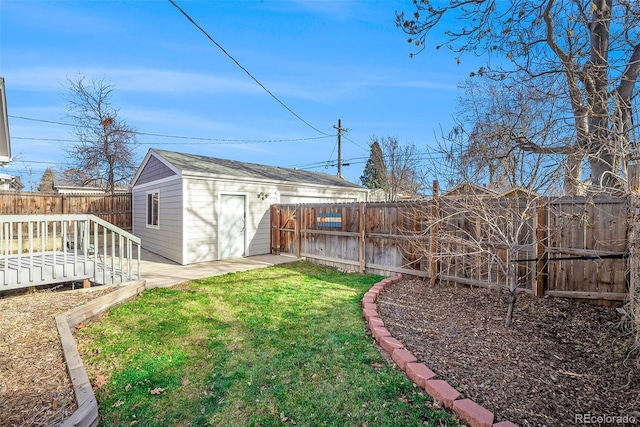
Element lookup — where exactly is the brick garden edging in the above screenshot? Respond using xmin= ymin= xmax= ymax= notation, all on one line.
xmin=363 ymin=275 xmax=519 ymax=427
xmin=56 ymin=274 xmax=520 ymax=426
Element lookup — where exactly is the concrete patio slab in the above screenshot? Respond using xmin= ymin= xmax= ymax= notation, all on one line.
xmin=139 ymin=249 xmax=299 ymax=289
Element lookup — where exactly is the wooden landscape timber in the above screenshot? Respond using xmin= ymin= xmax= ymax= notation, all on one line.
xmin=56 ymin=279 xmax=147 ymax=427
xmin=271 ymin=195 xmax=630 ymax=304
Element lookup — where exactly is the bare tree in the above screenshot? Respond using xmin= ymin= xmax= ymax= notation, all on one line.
xmin=23 ymin=166 xmax=36 ymax=192
xmin=377 ymin=135 xmax=425 ymax=200
xmin=65 ymin=76 xmax=138 ymax=193
xmin=397 ymin=0 xmax=640 ymax=195
xmin=402 ymin=184 xmax=541 ymax=327
xmin=400 ymin=83 xmax=561 ymax=325
xmin=439 ymin=77 xmax=565 ymax=194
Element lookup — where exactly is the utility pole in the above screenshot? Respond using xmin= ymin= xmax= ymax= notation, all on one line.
xmin=334 ymin=119 xmax=345 ymax=179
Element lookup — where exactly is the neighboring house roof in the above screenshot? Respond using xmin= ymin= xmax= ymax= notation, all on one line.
xmin=54 ymin=179 xmax=103 ymax=190
xmin=498 ymin=187 xmax=540 ymax=199
xmin=441 ymin=182 xmax=498 ymax=198
xmin=134 ymin=149 xmax=365 ymax=190
xmin=0 ymin=173 xmax=23 ymax=191
xmin=53 ymin=179 xmax=129 ymax=194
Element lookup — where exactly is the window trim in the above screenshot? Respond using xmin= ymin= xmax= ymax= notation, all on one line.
xmin=146 ymin=190 xmax=159 ymax=229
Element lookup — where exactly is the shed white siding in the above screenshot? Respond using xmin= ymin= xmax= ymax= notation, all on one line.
xmin=133 ymin=177 xmax=184 ymax=264
xmin=277 ymin=183 xmax=363 ymax=204
xmin=184 ymin=178 xmax=218 ymax=263
xmin=184 ymin=177 xmax=275 ymax=263
xmin=131 ymin=149 xmax=370 ymax=266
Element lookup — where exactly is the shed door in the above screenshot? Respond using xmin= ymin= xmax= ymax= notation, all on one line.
xmin=219 ymin=194 xmax=246 ymax=259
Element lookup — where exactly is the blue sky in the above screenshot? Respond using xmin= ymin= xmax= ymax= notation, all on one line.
xmin=0 ymin=0 xmax=484 ymax=189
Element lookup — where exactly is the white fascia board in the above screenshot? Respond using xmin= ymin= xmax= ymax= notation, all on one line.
xmin=130 ymin=150 xmax=155 ymax=187
xmin=0 ymin=78 xmax=12 ymax=164
xmin=181 ymin=178 xmax=188 ymax=265
xmin=131 ymin=174 xmax=181 ymax=191
xmin=130 ymin=149 xmax=183 ymax=187
xmin=181 ymin=170 xmax=367 ymax=194
xmin=149 ymin=149 xmax=182 ymax=175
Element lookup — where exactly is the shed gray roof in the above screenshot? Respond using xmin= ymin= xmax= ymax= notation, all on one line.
xmin=153 ymin=149 xmax=364 ymax=189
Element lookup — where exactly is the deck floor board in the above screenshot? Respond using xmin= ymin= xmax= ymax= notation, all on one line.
xmin=0 ymin=251 xmax=138 ymax=291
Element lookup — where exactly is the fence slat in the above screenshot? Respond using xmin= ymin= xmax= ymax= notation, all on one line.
xmin=271 ymin=196 xmax=629 ymax=303
xmin=0 ymin=192 xmax=132 ymax=231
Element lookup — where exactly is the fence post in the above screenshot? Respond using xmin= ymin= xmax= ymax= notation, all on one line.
xmin=534 ymin=199 xmax=548 ymax=297
xmin=627 ymin=162 xmax=640 ymax=348
xmin=270 ymin=205 xmax=277 ymax=254
xmin=430 ymin=180 xmax=439 ymax=286
xmin=359 ymin=202 xmax=365 ymax=274
xmin=295 ymin=204 xmax=301 ymax=259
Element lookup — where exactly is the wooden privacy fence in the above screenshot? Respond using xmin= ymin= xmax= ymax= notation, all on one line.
xmin=0 ymin=192 xmax=132 ymax=231
xmin=270 ymin=196 xmax=629 ymax=303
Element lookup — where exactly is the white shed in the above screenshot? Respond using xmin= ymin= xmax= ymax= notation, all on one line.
xmin=131 ymin=149 xmax=369 ymax=265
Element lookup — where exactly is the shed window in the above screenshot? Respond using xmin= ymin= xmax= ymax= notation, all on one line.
xmin=147 ymin=191 xmax=159 ymax=227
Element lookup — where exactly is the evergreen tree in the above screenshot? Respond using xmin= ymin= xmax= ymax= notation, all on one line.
xmin=360 ymin=140 xmax=388 ymax=191
xmin=37 ymin=168 xmax=56 ymax=193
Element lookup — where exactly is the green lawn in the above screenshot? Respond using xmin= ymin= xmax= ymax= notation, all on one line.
xmin=76 ymin=261 xmax=459 ymax=426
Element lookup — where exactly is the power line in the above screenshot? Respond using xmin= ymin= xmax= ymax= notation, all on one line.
xmin=10 ymin=115 xmax=74 ymax=127
xmin=167 ymin=0 xmax=331 ymax=137
xmin=294 ymin=151 xmax=450 ymax=171
xmin=11 ymin=159 xmax=69 ymax=165
xmin=12 ymin=137 xmax=77 ymax=143
xmin=11 ymin=135 xmax=332 ymax=145
xmin=324 ymin=140 xmax=338 ymax=170
xmin=134 ymin=131 xmax=331 ymax=143
xmin=9 ymin=115 xmax=334 ymax=144
xmin=343 ymin=134 xmax=368 ymax=152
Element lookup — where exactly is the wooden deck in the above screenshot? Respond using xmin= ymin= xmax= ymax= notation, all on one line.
xmin=0 ymin=214 xmax=141 ymax=293
xmin=0 ymin=251 xmax=139 ymax=291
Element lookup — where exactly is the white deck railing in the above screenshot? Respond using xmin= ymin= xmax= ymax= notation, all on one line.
xmin=0 ymin=214 xmax=141 ymax=290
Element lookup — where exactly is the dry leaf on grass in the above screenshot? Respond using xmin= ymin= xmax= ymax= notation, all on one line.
xmin=371 ymin=362 xmax=383 ymax=371
xmin=149 ymin=387 xmax=165 ymax=395
xmin=94 ymin=374 xmax=107 ymax=389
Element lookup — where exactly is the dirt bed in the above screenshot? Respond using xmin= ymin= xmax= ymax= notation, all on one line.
xmin=377 ymin=279 xmax=640 ymax=427
xmin=0 ymin=285 xmax=119 ymax=427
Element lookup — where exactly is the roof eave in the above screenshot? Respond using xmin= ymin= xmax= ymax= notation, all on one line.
xmin=181 ymin=169 xmax=365 ymax=191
